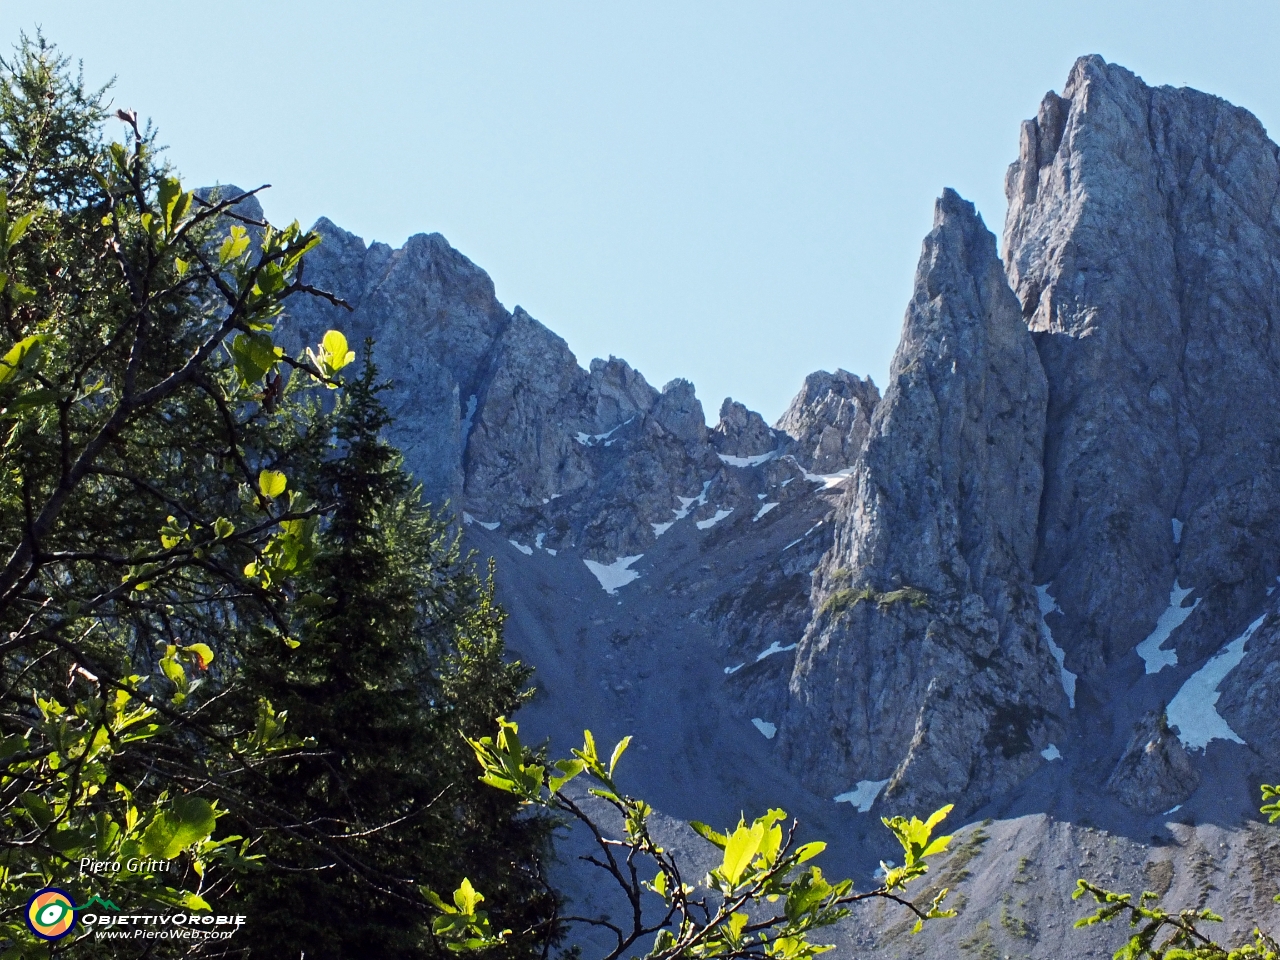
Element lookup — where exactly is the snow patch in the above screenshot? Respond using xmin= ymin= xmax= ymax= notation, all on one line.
xmin=1163 ymin=804 xmax=1182 ymax=815
xmin=718 ymin=450 xmax=777 ymax=467
xmin=724 ymin=663 xmax=745 ymax=676
xmin=1041 ymin=744 xmax=1062 ymax=761
xmin=834 ymin=779 xmax=890 ymax=812
xmin=696 ymin=508 xmax=733 ymax=530
xmin=673 ymin=481 xmax=712 ymax=520
xmin=804 ymin=467 xmax=855 ymax=489
xmin=1167 ymin=612 xmax=1265 ymax=751
xmin=583 ymin=555 xmax=644 ymax=594
xmin=575 ymin=417 xmax=634 ymax=447
xmin=1136 ymin=581 xmax=1200 ymax=674
xmin=1172 ymin=517 xmax=1183 ymax=545
xmin=463 ymin=512 xmax=500 ymax=531
xmin=751 ymin=718 xmax=777 ymax=739
xmin=756 ymin=641 xmax=798 ymax=662
xmin=535 ymin=533 xmax=545 ymax=550
xmin=753 ymin=502 xmax=779 ymax=522
xmin=651 ymin=522 xmax=674 ymax=537
xmin=508 ymin=540 xmax=533 ymax=556
xmin=782 ymin=521 xmax=823 ymax=553
xmin=1035 ymin=586 xmax=1077 ymax=708
xmin=545 ymin=548 xmax=557 ymax=556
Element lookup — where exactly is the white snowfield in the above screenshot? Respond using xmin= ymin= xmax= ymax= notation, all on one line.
xmin=672 ymin=481 xmax=712 ymax=520
xmin=574 ymin=417 xmax=633 ymax=447
xmin=463 ymin=512 xmax=500 ymax=531
xmin=508 ymin=540 xmax=533 ymax=556
xmin=650 ymin=521 xmax=674 ymax=537
xmin=756 ymin=641 xmax=798 ymax=662
xmin=751 ymin=718 xmax=777 ymax=739
xmin=1041 ymin=743 xmax=1062 ymax=761
xmin=717 ymin=450 xmax=777 ymax=467
xmin=724 ymin=662 xmax=745 ymax=675
xmin=696 ymin=508 xmax=733 ymax=530
xmin=583 ymin=555 xmax=644 ymax=594
xmin=1035 ymin=586 xmax=1077 ymax=708
xmin=1136 ymin=581 xmax=1200 ymax=674
xmin=834 ymin=779 xmax=890 ymax=812
xmin=753 ymin=502 xmax=779 ymax=521
xmin=1167 ymin=612 xmax=1266 ymax=751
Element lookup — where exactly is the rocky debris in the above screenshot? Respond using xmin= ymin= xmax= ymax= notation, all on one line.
xmin=1105 ymin=711 xmax=1199 ymax=815
xmin=777 ymin=189 xmax=1062 ymax=818
xmin=711 ymin=398 xmax=779 ymax=458
xmin=774 ymin=369 xmax=879 ymax=473
xmin=1004 ymin=55 xmax=1280 ymax=683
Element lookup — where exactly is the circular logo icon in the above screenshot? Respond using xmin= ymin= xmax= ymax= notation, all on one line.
xmin=26 ymin=887 xmax=77 ymax=940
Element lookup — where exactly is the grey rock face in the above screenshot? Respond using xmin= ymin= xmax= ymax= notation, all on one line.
xmin=774 ymin=370 xmax=879 ymax=473
xmin=280 ymin=225 xmax=798 ymax=562
xmin=1004 ymin=55 xmax=1280 ymax=682
xmin=1105 ymin=711 xmax=1199 ymax=814
xmin=779 ymin=190 xmax=1062 ymax=817
xmin=711 ymin=398 xmax=778 ymax=458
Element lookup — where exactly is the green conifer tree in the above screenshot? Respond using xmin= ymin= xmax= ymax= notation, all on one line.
xmin=234 ymin=351 xmax=559 ymax=959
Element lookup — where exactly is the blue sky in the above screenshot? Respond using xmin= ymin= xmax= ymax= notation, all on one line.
xmin=6 ymin=2 xmax=1279 ymax=422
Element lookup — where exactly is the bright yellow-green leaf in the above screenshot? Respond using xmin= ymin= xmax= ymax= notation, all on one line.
xmin=0 ymin=335 xmax=46 ymax=384
xmin=651 ymin=870 xmax=667 ymax=897
xmin=452 ymin=878 xmax=483 ymax=916
xmin=185 ymin=644 xmax=214 ymax=670
xmin=608 ymin=735 xmax=631 ymax=777
xmin=321 ymin=329 xmax=355 ymax=370
xmin=722 ymin=821 xmax=765 ymax=885
xmin=794 ymin=841 xmax=826 ymax=864
xmin=258 ymin=469 xmax=287 ymax=498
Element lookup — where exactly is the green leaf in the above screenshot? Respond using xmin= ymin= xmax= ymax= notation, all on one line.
xmin=651 ymin=870 xmax=667 ymax=898
xmin=228 ymin=331 xmax=282 ymax=387
xmin=0 ymin=335 xmax=46 ymax=384
xmin=214 ymin=517 xmax=235 ymax=538
xmin=185 ymin=643 xmax=215 ymax=670
xmin=219 ymin=225 xmax=251 ymax=265
xmin=690 ymin=820 xmax=729 ymax=849
xmin=721 ymin=820 xmax=765 ymax=885
xmin=452 ymin=878 xmax=483 ymax=916
xmin=140 ymin=795 xmax=218 ymax=859
xmin=794 ymin=840 xmax=826 ymax=864
xmin=6 ymin=210 xmax=34 ymax=251
xmin=549 ymin=758 xmax=584 ymax=793
xmin=321 ymin=330 xmax=355 ymax=370
xmin=258 ymin=470 xmax=287 ymax=498
xmin=608 ymin=735 xmax=632 ymax=777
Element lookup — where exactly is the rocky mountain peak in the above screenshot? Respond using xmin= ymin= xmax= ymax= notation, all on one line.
xmin=1003 ymin=53 xmax=1280 ymax=687
xmin=773 ymin=369 xmax=878 ymax=473
xmin=267 ymin=56 xmax=1280 ymax=952
xmin=711 ymin=398 xmax=777 ymax=458
xmin=777 ymin=188 xmax=1060 ymax=816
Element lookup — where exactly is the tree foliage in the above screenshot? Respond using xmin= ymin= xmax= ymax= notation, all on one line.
xmin=431 ymin=719 xmax=956 ymax=960
xmin=0 ymin=33 xmax=553 ymax=957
